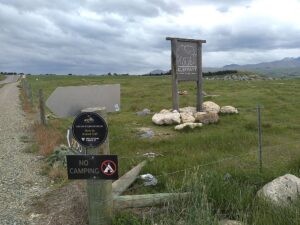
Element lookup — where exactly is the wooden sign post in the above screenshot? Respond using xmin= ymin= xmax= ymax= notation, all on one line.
xmin=166 ymin=37 xmax=206 ymax=112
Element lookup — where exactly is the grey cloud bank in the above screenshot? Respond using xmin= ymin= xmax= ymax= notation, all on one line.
xmin=0 ymin=0 xmax=300 ymax=74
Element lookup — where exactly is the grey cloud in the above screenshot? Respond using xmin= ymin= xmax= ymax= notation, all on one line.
xmin=0 ymin=0 xmax=300 ymax=74
xmin=86 ymin=0 xmax=182 ymax=18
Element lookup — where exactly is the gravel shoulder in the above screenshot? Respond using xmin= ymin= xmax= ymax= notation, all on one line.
xmin=0 ymin=82 xmax=49 ymax=224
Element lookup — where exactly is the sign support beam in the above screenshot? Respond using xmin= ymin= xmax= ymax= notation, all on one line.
xmin=171 ymin=39 xmax=179 ymax=111
xmin=82 ymin=107 xmax=112 ymax=225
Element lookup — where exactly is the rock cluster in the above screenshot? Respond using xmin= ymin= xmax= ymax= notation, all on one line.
xmin=204 ymin=75 xmax=276 ymax=81
xmin=152 ymin=101 xmax=238 ymax=130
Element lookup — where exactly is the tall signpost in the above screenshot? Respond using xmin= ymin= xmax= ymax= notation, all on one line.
xmin=166 ymin=37 xmax=206 ymax=112
xmin=67 ymin=108 xmax=118 ymax=225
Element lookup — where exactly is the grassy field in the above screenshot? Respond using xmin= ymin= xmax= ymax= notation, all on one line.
xmin=0 ymin=74 xmax=5 ymax=81
xmin=26 ymin=74 xmax=300 ymax=224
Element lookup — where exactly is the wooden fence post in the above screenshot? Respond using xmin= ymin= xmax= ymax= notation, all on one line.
xmin=38 ymin=89 xmax=46 ymax=125
xmin=28 ymin=83 xmax=34 ymax=107
xmin=81 ymin=107 xmax=112 ymax=225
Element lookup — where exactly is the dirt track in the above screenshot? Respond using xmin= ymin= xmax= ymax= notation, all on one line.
xmin=0 ymin=82 xmax=49 ymax=224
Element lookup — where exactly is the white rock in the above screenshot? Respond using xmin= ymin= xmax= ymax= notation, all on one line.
xmin=179 ymin=106 xmax=196 ymax=114
xmin=194 ymin=111 xmax=219 ymax=124
xmin=160 ymin=109 xmax=170 ymax=114
xmin=174 ymin=123 xmax=202 ymax=130
xmin=180 ymin=112 xmax=195 ymax=123
xmin=257 ymin=174 xmax=300 ymax=205
xmin=219 ymin=220 xmax=243 ymax=225
xmin=202 ymin=101 xmax=220 ymax=113
xmin=220 ymin=106 xmax=238 ymax=114
xmin=152 ymin=112 xmax=181 ymax=125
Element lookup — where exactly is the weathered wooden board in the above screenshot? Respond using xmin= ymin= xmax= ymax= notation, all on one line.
xmin=113 ymin=193 xmax=190 ymax=209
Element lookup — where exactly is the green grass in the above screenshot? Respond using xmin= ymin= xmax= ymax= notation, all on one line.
xmin=26 ymin=75 xmax=300 ymax=224
xmin=0 ymin=74 xmax=5 ymax=81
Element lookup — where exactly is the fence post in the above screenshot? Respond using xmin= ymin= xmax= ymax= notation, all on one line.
xmin=38 ymin=89 xmax=46 ymax=125
xmin=257 ymin=104 xmax=263 ymax=172
xmin=81 ymin=107 xmax=112 ymax=225
xmin=24 ymin=80 xmax=30 ymax=99
xmin=28 ymin=83 xmax=34 ymax=107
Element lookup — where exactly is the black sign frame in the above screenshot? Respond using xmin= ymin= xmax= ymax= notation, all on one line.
xmin=72 ymin=112 xmax=108 ymax=148
xmin=67 ymin=155 xmax=118 ymax=180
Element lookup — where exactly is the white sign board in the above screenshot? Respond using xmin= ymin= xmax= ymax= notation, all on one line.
xmin=46 ymin=84 xmax=120 ymax=117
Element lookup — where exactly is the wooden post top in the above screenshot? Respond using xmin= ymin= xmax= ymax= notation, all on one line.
xmin=166 ymin=37 xmax=206 ymax=43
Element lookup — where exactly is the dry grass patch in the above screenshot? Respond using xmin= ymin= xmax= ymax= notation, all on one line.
xmin=49 ymin=167 xmax=68 ymax=182
xmin=32 ymin=123 xmax=63 ymax=156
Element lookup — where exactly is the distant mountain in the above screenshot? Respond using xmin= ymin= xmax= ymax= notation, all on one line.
xmin=222 ymin=57 xmax=300 ymax=77
xmin=149 ymin=69 xmax=166 ymax=75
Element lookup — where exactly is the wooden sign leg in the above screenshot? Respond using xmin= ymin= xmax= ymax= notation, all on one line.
xmin=82 ymin=107 xmax=112 ymax=225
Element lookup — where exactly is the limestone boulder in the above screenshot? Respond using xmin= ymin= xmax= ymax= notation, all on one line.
xmin=174 ymin=123 xmax=202 ymax=130
xmin=152 ymin=111 xmax=181 ymax=125
xmin=180 ymin=112 xmax=195 ymax=123
xmin=136 ymin=108 xmax=151 ymax=116
xmin=202 ymin=101 xmax=220 ymax=113
xmin=179 ymin=106 xmax=196 ymax=114
xmin=257 ymin=174 xmax=300 ymax=205
xmin=220 ymin=106 xmax=238 ymax=114
xmin=160 ymin=109 xmax=171 ymax=114
xmin=194 ymin=111 xmax=219 ymax=124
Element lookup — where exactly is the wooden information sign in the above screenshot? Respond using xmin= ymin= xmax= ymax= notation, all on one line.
xmin=166 ymin=37 xmax=206 ymax=111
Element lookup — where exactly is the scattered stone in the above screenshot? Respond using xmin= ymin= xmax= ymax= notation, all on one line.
xmin=220 ymin=106 xmax=238 ymax=114
xmin=152 ymin=111 xmax=181 ymax=125
xmin=257 ymin=174 xmax=300 ymax=206
xmin=223 ymin=173 xmax=232 ymax=181
xmin=143 ymin=152 xmax=163 ymax=158
xmin=219 ymin=219 xmax=243 ymax=225
xmin=178 ymin=90 xmax=188 ymax=95
xmin=136 ymin=108 xmax=151 ymax=116
xmin=174 ymin=123 xmax=202 ymax=130
xmin=194 ymin=111 xmax=219 ymax=124
xmin=202 ymin=101 xmax=220 ymax=113
xmin=140 ymin=173 xmax=158 ymax=186
xmin=180 ymin=112 xmax=195 ymax=123
xmin=179 ymin=106 xmax=196 ymax=114
xmin=137 ymin=128 xmax=155 ymax=139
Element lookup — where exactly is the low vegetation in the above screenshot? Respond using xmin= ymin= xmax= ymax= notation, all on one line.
xmin=0 ymin=74 xmax=5 ymax=81
xmin=23 ymin=74 xmax=300 ymax=224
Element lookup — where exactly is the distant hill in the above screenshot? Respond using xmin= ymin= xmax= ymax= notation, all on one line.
xmin=149 ymin=69 xmax=167 ymax=75
xmin=223 ymin=57 xmax=300 ymax=77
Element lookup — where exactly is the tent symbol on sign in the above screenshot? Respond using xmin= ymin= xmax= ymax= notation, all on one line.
xmin=104 ymin=163 xmax=114 ymax=174
xmin=101 ymin=160 xmax=117 ymax=176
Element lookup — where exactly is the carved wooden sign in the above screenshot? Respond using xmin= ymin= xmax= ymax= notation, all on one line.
xmin=166 ymin=37 xmax=206 ymax=111
xmin=176 ymin=42 xmax=198 ymax=80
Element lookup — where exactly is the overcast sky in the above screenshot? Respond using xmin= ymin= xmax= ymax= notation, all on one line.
xmin=1 ymin=0 xmax=300 ymax=74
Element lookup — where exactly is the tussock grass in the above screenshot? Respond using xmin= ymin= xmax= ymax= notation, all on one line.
xmin=32 ymin=123 xmax=63 ymax=156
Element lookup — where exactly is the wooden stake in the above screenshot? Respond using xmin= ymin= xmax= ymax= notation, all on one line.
xmin=38 ymin=89 xmax=46 ymax=125
xmin=113 ymin=192 xmax=190 ymax=209
xmin=112 ymin=160 xmax=147 ymax=196
xmin=81 ymin=107 xmax=112 ymax=225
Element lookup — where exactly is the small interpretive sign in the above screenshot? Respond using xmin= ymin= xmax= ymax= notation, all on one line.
xmin=66 ymin=155 xmax=118 ymax=180
xmin=72 ymin=112 xmax=108 ymax=148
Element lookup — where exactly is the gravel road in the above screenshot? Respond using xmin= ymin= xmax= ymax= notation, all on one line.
xmin=0 ymin=82 xmax=49 ymax=225
xmin=0 ymin=75 xmax=20 ymax=85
